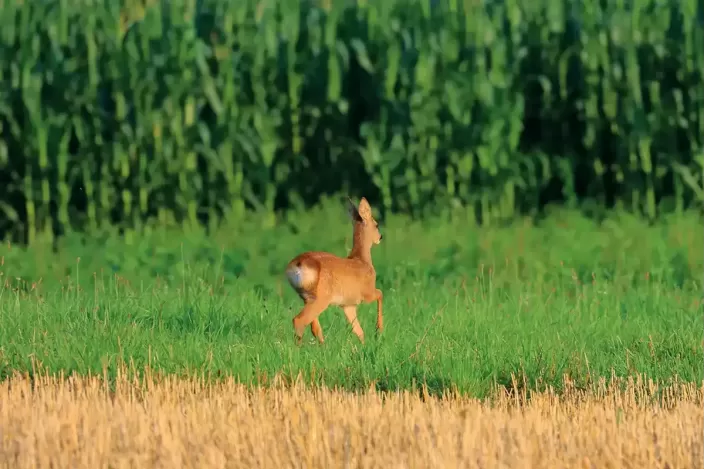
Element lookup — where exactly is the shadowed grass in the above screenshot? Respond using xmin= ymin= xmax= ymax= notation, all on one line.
xmin=0 ymin=201 xmax=702 ymax=397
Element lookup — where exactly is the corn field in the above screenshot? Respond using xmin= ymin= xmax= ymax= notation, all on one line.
xmin=0 ymin=0 xmax=702 ymax=243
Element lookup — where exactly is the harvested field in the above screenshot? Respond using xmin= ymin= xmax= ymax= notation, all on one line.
xmin=0 ymin=210 xmax=702 ymax=468
xmin=0 ymin=372 xmax=701 ymax=469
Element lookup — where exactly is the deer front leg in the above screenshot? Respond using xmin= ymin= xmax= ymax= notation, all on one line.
xmin=342 ymin=306 xmax=365 ymax=343
xmin=374 ymin=288 xmax=383 ymax=333
xmin=363 ymin=288 xmax=384 ymax=335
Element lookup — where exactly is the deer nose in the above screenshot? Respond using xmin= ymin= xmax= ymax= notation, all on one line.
xmin=379 ymin=234 xmax=383 ymax=241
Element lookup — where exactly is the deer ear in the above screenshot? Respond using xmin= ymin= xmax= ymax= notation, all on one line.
xmin=358 ymin=197 xmax=372 ymax=219
xmin=347 ymin=197 xmax=364 ymax=223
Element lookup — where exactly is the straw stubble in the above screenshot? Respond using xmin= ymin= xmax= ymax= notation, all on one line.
xmin=0 ymin=373 xmax=701 ymax=468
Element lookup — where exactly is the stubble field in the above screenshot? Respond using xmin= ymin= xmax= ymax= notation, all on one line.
xmin=0 ymin=203 xmax=702 ymax=467
xmin=0 ymin=371 xmax=702 ymax=468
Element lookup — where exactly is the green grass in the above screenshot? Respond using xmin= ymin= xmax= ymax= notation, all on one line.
xmin=0 ymin=200 xmax=702 ymax=398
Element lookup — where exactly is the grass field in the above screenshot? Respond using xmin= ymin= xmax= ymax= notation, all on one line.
xmin=0 ymin=370 xmax=702 ymax=468
xmin=0 ymin=201 xmax=702 ymax=398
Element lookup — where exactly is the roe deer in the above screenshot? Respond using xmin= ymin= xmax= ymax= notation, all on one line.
xmin=284 ymin=197 xmax=383 ymax=345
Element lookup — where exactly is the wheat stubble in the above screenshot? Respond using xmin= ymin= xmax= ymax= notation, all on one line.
xmin=0 ymin=371 xmax=701 ymax=469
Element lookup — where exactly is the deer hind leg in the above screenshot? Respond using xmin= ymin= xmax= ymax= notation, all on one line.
xmin=342 ymin=305 xmax=365 ymax=344
xmin=310 ymin=318 xmax=324 ymax=344
xmin=293 ymin=299 xmax=329 ymax=345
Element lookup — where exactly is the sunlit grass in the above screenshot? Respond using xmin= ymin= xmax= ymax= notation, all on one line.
xmin=0 ymin=202 xmax=702 ymax=397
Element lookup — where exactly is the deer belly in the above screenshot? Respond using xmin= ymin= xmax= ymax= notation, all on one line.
xmin=329 ymin=293 xmax=363 ymax=307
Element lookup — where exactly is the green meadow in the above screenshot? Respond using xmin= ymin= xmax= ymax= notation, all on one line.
xmin=0 ymin=201 xmax=702 ymax=397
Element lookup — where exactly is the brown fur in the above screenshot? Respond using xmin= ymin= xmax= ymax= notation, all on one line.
xmin=284 ymin=197 xmax=383 ymax=344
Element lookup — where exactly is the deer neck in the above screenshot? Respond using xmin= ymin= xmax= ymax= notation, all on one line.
xmin=348 ymin=225 xmax=374 ymax=265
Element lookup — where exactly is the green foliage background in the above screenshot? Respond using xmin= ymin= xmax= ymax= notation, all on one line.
xmin=0 ymin=0 xmax=702 ymax=244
